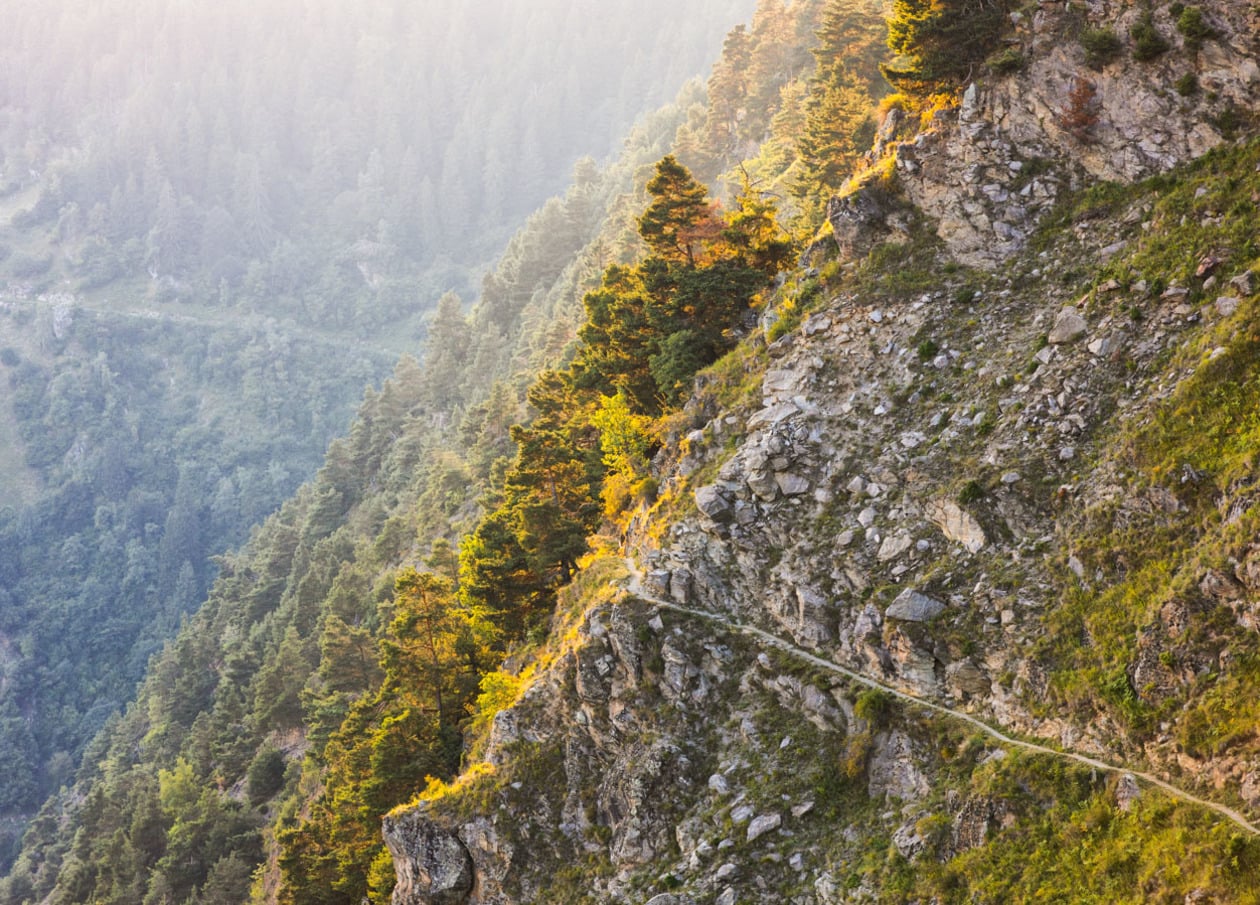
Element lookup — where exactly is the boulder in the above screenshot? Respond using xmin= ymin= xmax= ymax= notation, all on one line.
xmin=886 ymin=589 xmax=945 ymax=623
xmin=892 ymin=821 xmax=926 ymax=859
xmin=382 ymin=811 xmax=474 ymax=905
xmin=877 ymin=531 xmax=914 ymax=562
xmin=1048 ymin=306 xmax=1088 ymax=344
xmin=1115 ymin=773 xmax=1141 ymax=812
xmin=925 ymin=500 xmax=987 ymax=554
xmin=945 ymin=660 xmax=991 ymax=697
xmin=827 ymin=184 xmax=891 ymax=259
xmin=747 ymin=813 xmax=782 ymax=842
xmin=776 ymin=472 xmax=811 ymax=496
xmin=695 ymin=486 xmax=732 ymax=522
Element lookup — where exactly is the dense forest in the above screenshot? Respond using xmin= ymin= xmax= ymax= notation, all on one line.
xmin=0 ymin=0 xmax=760 ymax=325
xmin=0 ymin=0 xmax=762 ymax=868
xmin=0 ymin=0 xmax=895 ymax=901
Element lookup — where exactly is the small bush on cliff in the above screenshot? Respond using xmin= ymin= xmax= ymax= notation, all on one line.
xmin=1059 ymin=77 xmax=1101 ymax=142
xmin=1080 ymin=27 xmax=1123 ymax=69
xmin=1131 ymin=12 xmax=1170 ymax=61
xmin=986 ymin=47 xmax=1025 ymax=75
xmin=1176 ymin=6 xmax=1213 ymax=51
xmin=854 ymin=688 xmax=895 ymax=727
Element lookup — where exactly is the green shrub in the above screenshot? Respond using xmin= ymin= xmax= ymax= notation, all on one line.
xmin=916 ymin=338 xmax=940 ymax=360
xmin=1176 ymin=6 xmax=1213 ymax=50
xmin=1211 ymin=105 xmax=1243 ymax=140
xmin=1175 ymin=73 xmax=1199 ymax=96
xmin=1080 ymin=27 xmax=1123 ymax=68
xmin=958 ymin=479 xmax=984 ymax=504
xmin=246 ymin=746 xmax=287 ymax=805
xmin=987 ymin=47 xmax=1025 ymax=75
xmin=1131 ymin=13 xmax=1169 ymax=61
xmin=854 ymin=688 xmax=895 ymax=728
xmin=951 ymin=286 xmax=977 ymax=305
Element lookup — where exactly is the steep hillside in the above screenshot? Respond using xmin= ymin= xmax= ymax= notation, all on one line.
xmin=0 ymin=0 xmax=758 ymax=863
xmin=382 ymin=2 xmax=1260 ymax=903
xmin=388 ymin=152 xmax=1260 ymax=903
xmin=9 ymin=1 xmax=1259 ymax=903
xmin=0 ymin=2 xmax=859 ymax=899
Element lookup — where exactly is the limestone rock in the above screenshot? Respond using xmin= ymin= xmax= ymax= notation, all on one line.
xmin=945 ymin=660 xmax=991 ymax=697
xmin=951 ymin=797 xmax=999 ymax=854
xmin=695 ymin=486 xmax=732 ymax=523
xmin=886 ymin=589 xmax=945 ymax=623
xmin=827 ymin=184 xmax=891 ymax=259
xmin=868 ymin=731 xmax=930 ymax=801
xmin=1216 ymin=296 xmax=1240 ymax=317
xmin=877 ymin=531 xmax=914 ymax=561
xmin=747 ymin=813 xmax=782 ymax=842
xmin=1115 ymin=773 xmax=1141 ymax=812
xmin=645 ymin=896 xmax=697 ymax=905
xmin=708 ymin=773 xmax=730 ymax=795
xmin=382 ymin=811 xmax=474 ymax=905
xmin=887 ymin=628 xmax=940 ymax=694
xmin=924 ymin=500 xmax=987 ymax=553
xmin=1048 ymin=307 xmax=1088 ymax=344
xmin=892 ymin=821 xmax=926 ymax=859
xmin=776 ymin=472 xmax=811 ymax=496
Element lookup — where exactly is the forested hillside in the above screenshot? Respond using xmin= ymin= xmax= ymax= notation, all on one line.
xmin=0 ymin=0 xmax=894 ymax=901
xmin=0 ymin=0 xmax=759 ymax=303
xmin=0 ymin=0 xmax=760 ymax=868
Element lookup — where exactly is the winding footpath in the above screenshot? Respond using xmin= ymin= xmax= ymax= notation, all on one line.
xmin=622 ymin=557 xmax=1260 ymax=837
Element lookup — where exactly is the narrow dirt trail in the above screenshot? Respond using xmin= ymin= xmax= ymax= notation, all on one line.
xmin=622 ymin=557 xmax=1260 ymax=837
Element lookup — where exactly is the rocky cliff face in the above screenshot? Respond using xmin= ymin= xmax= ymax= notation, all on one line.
xmin=387 ymin=4 xmax=1260 ymax=901
xmin=383 ymin=587 xmax=1031 ymax=905
xmin=870 ymin=0 xmax=1260 ymax=266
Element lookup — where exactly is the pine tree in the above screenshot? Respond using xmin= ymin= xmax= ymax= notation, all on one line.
xmin=280 ymin=569 xmax=488 ymax=905
xmin=881 ymin=0 xmax=1009 ymax=96
xmin=706 ymin=24 xmax=753 ymax=159
xmin=814 ymin=0 xmax=887 ymax=94
xmin=637 ymin=155 xmax=717 ymax=267
xmin=795 ymin=64 xmax=874 ymax=206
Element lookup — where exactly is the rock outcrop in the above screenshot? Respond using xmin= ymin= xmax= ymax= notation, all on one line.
xmin=383 ymin=813 xmax=475 ymax=905
xmin=888 ymin=0 xmax=1260 ymax=266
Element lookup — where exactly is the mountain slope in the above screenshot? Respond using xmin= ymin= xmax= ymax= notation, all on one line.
xmin=0 ymin=0 xmax=758 ymax=864
xmin=11 ymin=1 xmax=1260 ymax=903
xmin=381 ymin=2 xmax=1260 ymax=902
xmin=388 ymin=137 xmax=1260 ymax=902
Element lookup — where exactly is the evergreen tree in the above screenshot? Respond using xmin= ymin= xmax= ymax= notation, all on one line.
xmin=706 ymin=24 xmax=754 ymax=161
xmin=279 ymin=568 xmax=489 ymax=905
xmin=882 ymin=0 xmax=1010 ymax=96
xmin=638 ymin=155 xmax=718 ymax=267
xmin=795 ymin=64 xmax=874 ymax=203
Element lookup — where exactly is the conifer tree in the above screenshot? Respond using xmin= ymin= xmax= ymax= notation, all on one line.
xmin=638 ymin=155 xmax=718 ymax=267
xmin=795 ymin=64 xmax=874 ymax=205
xmin=706 ymin=24 xmax=754 ymax=160
xmin=280 ymin=569 xmax=489 ymax=905
xmin=881 ymin=0 xmax=1009 ymax=96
